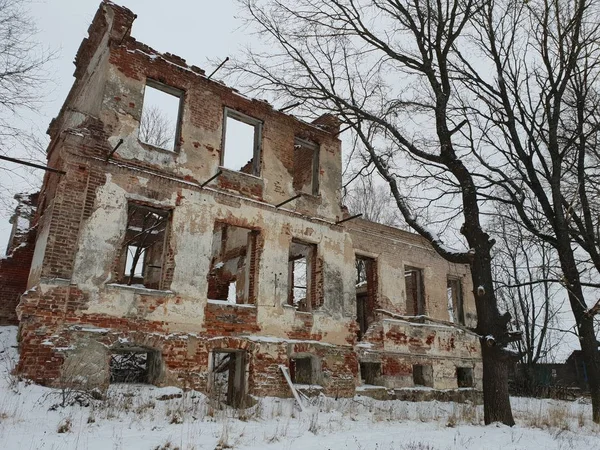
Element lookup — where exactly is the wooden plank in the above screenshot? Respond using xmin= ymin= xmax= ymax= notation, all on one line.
xmin=278 ymin=364 xmax=305 ymax=412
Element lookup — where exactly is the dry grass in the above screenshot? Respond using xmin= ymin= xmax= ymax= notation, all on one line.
xmin=214 ymin=420 xmax=233 ymax=449
xmin=520 ymin=402 xmax=572 ymax=430
xmin=56 ymin=417 xmax=72 ymax=433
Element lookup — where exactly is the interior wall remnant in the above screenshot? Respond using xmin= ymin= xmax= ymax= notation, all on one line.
xmin=211 ymin=350 xmax=246 ymax=407
xmin=289 ymin=356 xmax=315 ymax=385
xmin=293 ymin=138 xmax=319 ymax=195
xmin=207 ymin=223 xmax=258 ymax=304
xmin=404 ymin=266 xmax=425 ymax=316
xmin=360 ymin=362 xmax=381 ymax=385
xmin=287 ymin=240 xmax=317 ymax=312
xmin=355 ymin=255 xmax=377 ymax=339
xmin=119 ymin=203 xmax=170 ymax=289
xmin=447 ymin=277 xmax=465 ymax=325
xmin=412 ymin=364 xmax=434 ymax=387
xmin=456 ymin=367 xmax=474 ymax=388
xmin=109 ymin=348 xmax=161 ymax=384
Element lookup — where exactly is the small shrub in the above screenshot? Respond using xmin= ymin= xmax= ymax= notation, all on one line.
xmin=154 ymin=442 xmax=180 ymax=450
xmin=169 ymin=410 xmax=183 ymax=424
xmin=57 ymin=418 xmax=72 ymax=434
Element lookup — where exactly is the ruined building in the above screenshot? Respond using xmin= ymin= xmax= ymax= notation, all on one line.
xmin=2 ymin=2 xmax=482 ymax=403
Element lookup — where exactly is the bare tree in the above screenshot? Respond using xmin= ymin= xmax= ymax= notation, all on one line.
xmin=139 ymin=105 xmax=175 ymax=150
xmin=344 ymin=175 xmax=403 ymax=227
xmin=452 ymin=0 xmax=600 ymax=421
xmin=232 ymin=0 xmax=519 ymax=425
xmin=491 ymin=210 xmax=565 ymax=394
xmin=0 ymin=0 xmax=53 ymax=215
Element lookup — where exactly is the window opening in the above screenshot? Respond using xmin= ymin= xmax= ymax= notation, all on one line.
xmin=447 ymin=277 xmax=465 ymax=325
xmin=405 ymin=266 xmax=425 ymax=316
xmin=211 ymin=350 xmax=246 ymax=407
xmin=360 ymin=362 xmax=381 ymax=386
xmin=456 ymin=367 xmax=474 ymax=388
xmin=120 ymin=204 xmax=169 ymax=289
xmin=288 ymin=240 xmax=317 ymax=312
xmin=293 ymin=138 xmax=319 ymax=195
xmin=109 ymin=349 xmax=160 ymax=384
xmin=208 ymin=223 xmax=258 ymax=304
xmin=413 ymin=364 xmax=433 ymax=387
xmin=356 ymin=255 xmax=376 ymax=339
xmin=290 ymin=356 xmax=314 ymax=385
xmin=139 ymin=81 xmax=182 ymax=151
xmin=222 ymin=109 xmax=261 ymax=175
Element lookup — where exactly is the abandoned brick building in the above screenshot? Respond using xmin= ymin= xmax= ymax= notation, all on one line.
xmin=1 ymin=1 xmax=482 ymax=403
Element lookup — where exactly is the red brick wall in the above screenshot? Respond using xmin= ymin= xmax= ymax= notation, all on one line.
xmin=0 ymin=193 xmax=38 ymax=325
xmin=17 ymin=284 xmax=356 ymax=398
xmin=204 ymin=302 xmax=260 ymax=335
xmin=0 ymin=229 xmax=36 ymax=325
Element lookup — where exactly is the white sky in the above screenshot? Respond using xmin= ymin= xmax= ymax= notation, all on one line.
xmin=0 ymin=0 xmax=246 ymax=252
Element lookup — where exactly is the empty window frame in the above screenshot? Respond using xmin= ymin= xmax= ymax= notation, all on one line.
xmin=412 ymin=364 xmax=433 ymax=387
xmin=207 ymin=223 xmax=259 ymax=304
xmin=293 ymin=138 xmax=319 ymax=195
xmin=356 ymin=255 xmax=377 ymax=339
xmin=456 ymin=367 xmax=474 ymax=388
xmin=109 ymin=348 xmax=161 ymax=384
xmin=211 ymin=350 xmax=247 ymax=407
xmin=120 ymin=203 xmax=170 ymax=289
xmin=288 ymin=240 xmax=318 ymax=312
xmin=405 ymin=266 xmax=425 ymax=316
xmin=447 ymin=277 xmax=465 ymax=325
xmin=139 ymin=80 xmax=183 ymax=151
xmin=221 ymin=108 xmax=262 ymax=176
xmin=290 ymin=356 xmax=315 ymax=385
xmin=360 ymin=362 xmax=382 ymax=386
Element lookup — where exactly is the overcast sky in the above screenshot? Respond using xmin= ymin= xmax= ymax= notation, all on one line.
xmin=0 ymin=0 xmax=247 ymax=252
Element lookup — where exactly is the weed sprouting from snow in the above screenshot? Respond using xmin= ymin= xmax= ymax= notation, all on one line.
xmin=154 ymin=441 xmax=180 ymax=450
xmin=264 ymin=418 xmax=290 ymax=443
xmin=308 ymin=409 xmax=320 ymax=434
xmin=0 ymin=349 xmax=19 ymax=393
xmin=400 ymin=442 xmax=439 ymax=450
xmin=57 ymin=417 xmax=72 ymax=433
xmin=214 ymin=420 xmax=232 ymax=449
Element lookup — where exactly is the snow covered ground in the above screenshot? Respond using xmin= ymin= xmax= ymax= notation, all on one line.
xmin=0 ymin=326 xmax=599 ymax=450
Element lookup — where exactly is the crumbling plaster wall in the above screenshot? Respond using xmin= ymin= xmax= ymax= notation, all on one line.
xmin=358 ymin=313 xmax=482 ymax=390
xmin=68 ymin=167 xmax=357 ymax=345
xmin=98 ymin=41 xmax=342 ymax=221
xmin=13 ymin=1 xmax=483 ymax=395
xmin=347 ymin=219 xmax=476 ymax=327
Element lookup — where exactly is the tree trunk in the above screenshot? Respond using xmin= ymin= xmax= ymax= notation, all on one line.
xmin=579 ymin=316 xmax=600 ymax=423
xmin=556 ymin=238 xmax=600 ymax=423
xmin=469 ymin=237 xmax=516 ymax=426
xmin=481 ymin=344 xmax=515 ymax=425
